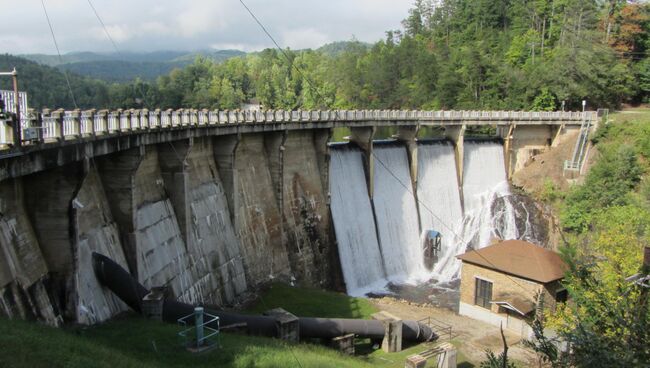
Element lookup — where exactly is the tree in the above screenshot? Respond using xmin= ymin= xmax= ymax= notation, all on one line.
xmin=531 ymin=87 xmax=557 ymax=111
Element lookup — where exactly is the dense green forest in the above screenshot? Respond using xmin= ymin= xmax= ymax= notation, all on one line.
xmin=0 ymin=54 xmax=109 ymax=109
xmin=3 ymin=0 xmax=650 ymax=112
xmin=102 ymin=0 xmax=650 ymax=111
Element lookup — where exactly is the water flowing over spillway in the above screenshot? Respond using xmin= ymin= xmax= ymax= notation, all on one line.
xmin=416 ymin=141 xmax=464 ymax=283
xmin=329 ymin=146 xmax=386 ymax=295
xmin=331 ymin=140 xmax=535 ymax=296
xmin=373 ymin=145 xmax=427 ymax=284
xmin=461 ymin=141 xmax=516 ymax=255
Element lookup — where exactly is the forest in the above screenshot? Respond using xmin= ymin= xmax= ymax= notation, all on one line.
xmin=2 ymin=0 xmax=650 ymax=112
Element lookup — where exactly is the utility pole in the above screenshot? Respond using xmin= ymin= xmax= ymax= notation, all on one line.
xmin=0 ymin=68 xmax=21 ymax=147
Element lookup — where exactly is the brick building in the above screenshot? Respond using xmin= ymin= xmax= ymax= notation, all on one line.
xmin=456 ymin=240 xmax=567 ymax=337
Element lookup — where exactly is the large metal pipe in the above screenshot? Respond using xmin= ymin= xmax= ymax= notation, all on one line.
xmin=92 ymin=253 xmax=436 ymax=342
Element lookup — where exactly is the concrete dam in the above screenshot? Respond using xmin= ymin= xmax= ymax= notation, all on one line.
xmin=0 ymin=108 xmax=595 ymax=326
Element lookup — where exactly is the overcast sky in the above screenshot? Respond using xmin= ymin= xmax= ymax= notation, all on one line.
xmin=0 ymin=0 xmax=413 ymax=54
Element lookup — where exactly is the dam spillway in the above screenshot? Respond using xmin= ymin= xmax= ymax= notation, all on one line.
xmin=0 ymin=108 xmax=588 ymax=326
xmin=330 ymin=139 xmax=525 ymax=295
xmin=373 ymin=145 xmax=426 ymax=286
xmin=416 ymin=141 xmax=463 ymax=283
xmin=329 ymin=146 xmax=386 ymax=295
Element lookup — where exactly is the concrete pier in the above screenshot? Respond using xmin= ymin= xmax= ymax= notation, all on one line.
xmin=0 ymin=178 xmax=59 ymax=325
xmin=232 ymin=134 xmax=290 ymax=286
xmin=281 ymin=131 xmax=331 ymax=285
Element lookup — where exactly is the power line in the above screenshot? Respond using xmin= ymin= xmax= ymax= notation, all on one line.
xmin=237 ymin=0 xmax=539 ymax=302
xmin=237 ymin=0 xmax=328 ymax=109
xmin=85 ymin=0 xmax=150 ymax=107
xmin=236 ymin=3 xmax=313 ymax=367
xmin=372 ymin=151 xmax=541 ymax=302
xmin=40 ymin=0 xmax=78 ymax=109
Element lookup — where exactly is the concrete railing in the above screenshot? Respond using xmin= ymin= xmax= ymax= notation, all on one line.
xmin=0 ymin=108 xmax=596 ymax=148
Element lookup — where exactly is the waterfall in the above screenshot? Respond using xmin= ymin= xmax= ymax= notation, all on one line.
xmin=373 ymin=145 xmax=427 ymax=284
xmin=460 ymin=141 xmax=517 ymax=254
xmin=416 ymin=141 xmax=464 ymax=283
xmin=331 ymin=139 xmax=534 ymax=296
xmin=329 ymin=145 xmax=386 ymax=296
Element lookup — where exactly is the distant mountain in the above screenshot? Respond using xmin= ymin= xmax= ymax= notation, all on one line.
xmin=20 ymin=50 xmax=246 ymax=82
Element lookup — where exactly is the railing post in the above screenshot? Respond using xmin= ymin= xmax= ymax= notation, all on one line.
xmin=140 ymin=109 xmax=149 ymax=129
xmin=195 ymin=307 xmax=204 ymax=347
xmin=52 ymin=109 xmax=64 ymax=141
xmin=84 ymin=109 xmax=96 ymax=136
xmin=96 ymin=109 xmax=107 ymax=134
xmin=70 ymin=109 xmax=81 ymax=138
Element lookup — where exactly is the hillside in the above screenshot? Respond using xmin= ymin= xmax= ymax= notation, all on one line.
xmin=21 ymin=50 xmax=246 ymax=82
xmin=98 ymin=1 xmax=650 ymax=111
xmin=0 ymin=54 xmax=110 ymax=109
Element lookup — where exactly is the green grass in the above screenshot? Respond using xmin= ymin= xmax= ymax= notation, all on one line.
xmin=0 ymin=285 xmax=437 ymax=368
xmin=608 ymin=107 xmax=650 ymax=125
xmin=244 ymin=283 xmax=377 ymax=319
xmin=0 ymin=316 xmax=377 ymax=368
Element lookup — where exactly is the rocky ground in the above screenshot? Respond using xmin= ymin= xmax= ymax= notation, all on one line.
xmin=370 ymin=296 xmax=539 ymax=366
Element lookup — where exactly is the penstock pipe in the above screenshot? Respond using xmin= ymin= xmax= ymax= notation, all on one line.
xmin=92 ymin=252 xmax=436 ymax=342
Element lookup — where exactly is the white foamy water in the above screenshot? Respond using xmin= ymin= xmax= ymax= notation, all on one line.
xmin=373 ymin=145 xmax=427 ymax=284
xmin=331 ymin=140 xmax=528 ymax=295
xmin=329 ymin=146 xmax=386 ymax=295
xmin=460 ymin=141 xmax=515 ymax=254
xmin=416 ymin=142 xmax=464 ymax=282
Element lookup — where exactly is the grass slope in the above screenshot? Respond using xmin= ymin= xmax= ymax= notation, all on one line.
xmin=0 ymin=284 xmax=442 ymax=368
xmin=0 ymin=316 xmax=376 ymax=368
xmin=243 ymin=283 xmax=377 ymax=318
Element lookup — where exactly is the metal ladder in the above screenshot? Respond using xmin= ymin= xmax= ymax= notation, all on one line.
xmin=564 ymin=116 xmax=592 ymax=173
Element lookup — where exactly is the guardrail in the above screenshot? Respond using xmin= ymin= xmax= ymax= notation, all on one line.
xmin=0 ymin=108 xmax=596 ymax=148
xmin=418 ymin=316 xmax=453 ymax=341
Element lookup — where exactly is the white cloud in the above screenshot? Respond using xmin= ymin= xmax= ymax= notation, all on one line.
xmin=140 ymin=22 xmax=172 ymax=36
xmin=91 ymin=24 xmax=132 ymax=43
xmin=0 ymin=0 xmax=413 ymax=54
xmin=282 ymin=28 xmax=331 ymax=50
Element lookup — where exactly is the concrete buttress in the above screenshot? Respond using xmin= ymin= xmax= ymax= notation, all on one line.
xmin=350 ymin=127 xmax=376 ymax=199
xmin=71 ymin=166 xmax=130 ymax=324
xmin=216 ymin=134 xmax=290 ymax=286
xmin=281 ymin=131 xmax=332 ymax=285
xmin=23 ymin=164 xmax=83 ymax=319
xmin=159 ymin=138 xmax=247 ymax=305
xmin=98 ymin=147 xmax=197 ymax=303
xmin=0 ymin=178 xmax=60 ymax=325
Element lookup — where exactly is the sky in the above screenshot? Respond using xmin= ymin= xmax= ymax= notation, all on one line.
xmin=0 ymin=0 xmax=414 ymax=54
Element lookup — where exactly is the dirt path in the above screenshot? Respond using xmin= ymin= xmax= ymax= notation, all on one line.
xmin=371 ymin=297 xmax=538 ymax=366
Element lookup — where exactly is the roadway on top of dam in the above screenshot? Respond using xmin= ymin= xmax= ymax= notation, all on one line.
xmin=0 ymin=108 xmax=596 ymax=181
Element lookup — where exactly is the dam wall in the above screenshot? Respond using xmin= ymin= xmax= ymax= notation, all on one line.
xmin=72 ymin=167 xmax=129 ymax=324
xmin=281 ymin=130 xmax=331 ymax=285
xmin=0 ymin=178 xmax=59 ymax=325
xmin=0 ymin=109 xmax=593 ymax=325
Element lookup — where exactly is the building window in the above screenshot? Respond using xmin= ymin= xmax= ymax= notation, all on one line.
xmin=475 ymin=278 xmax=493 ymax=309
